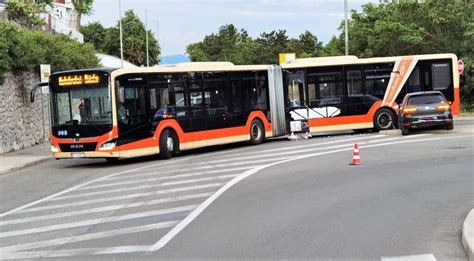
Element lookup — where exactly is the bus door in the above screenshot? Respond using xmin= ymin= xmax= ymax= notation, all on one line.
xmin=285 ymin=70 xmax=310 ymax=135
xmin=116 ymin=74 xmax=153 ymax=146
xmin=204 ymin=73 xmax=231 ymax=131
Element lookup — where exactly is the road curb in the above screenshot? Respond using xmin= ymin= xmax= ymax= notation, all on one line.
xmin=379 ymin=129 xmax=402 ymax=136
xmin=462 ymin=209 xmax=474 ymax=261
xmin=0 ymin=157 xmax=51 ymax=176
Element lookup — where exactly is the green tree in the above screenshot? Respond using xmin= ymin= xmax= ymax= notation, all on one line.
xmin=6 ymin=1 xmax=52 ymax=29
xmin=254 ymin=30 xmax=289 ymax=64
xmin=102 ymin=10 xmax=160 ymax=66
xmin=80 ymin=22 xmax=108 ymax=52
xmin=71 ymin=0 xmax=93 ymax=31
xmin=327 ymin=1 xmax=473 ymax=105
xmin=186 ymin=24 xmax=256 ymax=65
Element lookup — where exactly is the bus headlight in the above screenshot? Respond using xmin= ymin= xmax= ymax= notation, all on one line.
xmin=99 ymin=140 xmax=117 ymax=151
xmin=51 ymin=145 xmax=59 ymax=153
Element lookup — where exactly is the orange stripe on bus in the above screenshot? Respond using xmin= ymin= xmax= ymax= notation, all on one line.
xmin=383 ymin=56 xmax=416 ymax=107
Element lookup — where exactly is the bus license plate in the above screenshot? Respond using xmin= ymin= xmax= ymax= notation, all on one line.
xmin=72 ymin=153 xmax=85 ymax=158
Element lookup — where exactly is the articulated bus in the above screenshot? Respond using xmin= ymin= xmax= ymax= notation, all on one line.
xmin=31 ymin=53 xmax=460 ymax=161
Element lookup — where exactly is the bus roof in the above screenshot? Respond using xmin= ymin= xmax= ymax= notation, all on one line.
xmin=112 ymin=62 xmax=268 ymax=77
xmin=281 ymin=53 xmax=457 ymax=69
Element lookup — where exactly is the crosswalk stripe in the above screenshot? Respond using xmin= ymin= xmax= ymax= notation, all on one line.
xmin=0 ymin=221 xmax=177 ymax=253
xmin=381 ymin=254 xmax=437 ymax=261
xmin=49 ymin=174 xmax=240 ymax=202
xmin=14 ymin=183 xmax=223 ymax=214
xmin=0 ymin=193 xmax=212 ymax=227
xmin=79 ymin=168 xmax=250 ymax=191
xmin=0 ymin=245 xmax=152 ymax=259
xmin=0 ymin=205 xmax=196 ymax=238
xmin=214 ymin=134 xmax=386 ymax=158
xmin=105 ymin=166 xmax=253 ymax=182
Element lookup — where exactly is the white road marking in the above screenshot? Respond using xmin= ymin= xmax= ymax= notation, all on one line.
xmin=78 ymin=168 xmax=249 ymax=191
xmin=0 ymin=205 xmax=196 ymax=238
xmin=49 ymin=174 xmax=240 ymax=202
xmin=381 ymin=254 xmax=437 ymax=261
xmin=0 ymin=193 xmax=212 ymax=226
xmin=105 ymin=166 xmax=253 ymax=181
xmin=218 ymin=134 xmax=386 ymax=158
xmin=149 ymin=134 xmax=472 ymax=252
xmin=0 ymin=153 xmax=221 ymax=218
xmin=0 ymin=221 xmax=178 ymax=253
xmin=15 ymin=183 xmax=224 ymax=214
xmin=0 ymin=245 xmax=152 ymax=259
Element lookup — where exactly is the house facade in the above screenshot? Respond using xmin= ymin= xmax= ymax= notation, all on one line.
xmin=43 ymin=0 xmax=84 ymax=42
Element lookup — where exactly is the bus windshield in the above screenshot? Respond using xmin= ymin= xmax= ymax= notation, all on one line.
xmin=52 ymin=86 xmax=112 ymax=126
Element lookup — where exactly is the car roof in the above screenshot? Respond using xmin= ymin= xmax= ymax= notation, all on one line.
xmin=405 ymin=91 xmax=444 ymax=97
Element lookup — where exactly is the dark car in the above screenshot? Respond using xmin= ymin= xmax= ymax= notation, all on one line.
xmin=398 ymin=91 xmax=453 ymax=135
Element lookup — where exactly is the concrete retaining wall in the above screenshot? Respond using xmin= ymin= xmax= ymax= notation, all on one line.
xmin=0 ymin=71 xmax=50 ymax=154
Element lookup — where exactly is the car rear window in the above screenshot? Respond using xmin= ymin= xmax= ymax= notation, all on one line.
xmin=408 ymin=94 xmax=446 ymax=105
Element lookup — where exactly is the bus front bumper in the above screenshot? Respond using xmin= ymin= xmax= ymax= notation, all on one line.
xmin=53 ymin=151 xmax=120 ymax=159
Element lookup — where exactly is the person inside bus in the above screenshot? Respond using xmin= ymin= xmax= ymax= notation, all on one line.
xmin=78 ymin=98 xmax=90 ymax=123
xmin=117 ymin=103 xmax=129 ymax=124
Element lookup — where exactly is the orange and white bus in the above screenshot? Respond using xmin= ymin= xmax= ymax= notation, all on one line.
xmin=281 ymin=53 xmax=460 ymax=134
xmin=31 ymin=53 xmax=460 ymax=161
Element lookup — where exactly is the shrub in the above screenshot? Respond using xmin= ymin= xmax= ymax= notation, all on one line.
xmin=0 ymin=22 xmax=99 ymax=83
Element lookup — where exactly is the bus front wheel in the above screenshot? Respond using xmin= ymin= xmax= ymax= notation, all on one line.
xmin=159 ymin=129 xmax=178 ymax=159
xmin=249 ymin=119 xmax=264 ymax=145
xmin=374 ymin=108 xmax=396 ymax=131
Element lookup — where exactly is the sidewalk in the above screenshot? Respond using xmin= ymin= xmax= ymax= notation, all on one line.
xmin=0 ymin=143 xmax=51 ymax=175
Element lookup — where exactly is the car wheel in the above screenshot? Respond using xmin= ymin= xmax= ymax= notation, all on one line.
xmin=446 ymin=124 xmax=454 ymax=130
xmin=249 ymin=119 xmax=264 ymax=145
xmin=374 ymin=108 xmax=396 ymax=131
xmin=159 ymin=129 xmax=178 ymax=159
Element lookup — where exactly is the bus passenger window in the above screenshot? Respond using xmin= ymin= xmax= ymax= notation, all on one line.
xmin=364 ymin=67 xmax=392 ymax=101
xmin=347 ymin=70 xmax=363 ymax=96
xmin=432 ymin=63 xmax=450 ymax=90
xmin=406 ymin=67 xmax=421 ymax=93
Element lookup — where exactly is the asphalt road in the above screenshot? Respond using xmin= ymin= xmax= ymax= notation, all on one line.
xmin=0 ymin=121 xmax=472 ymax=260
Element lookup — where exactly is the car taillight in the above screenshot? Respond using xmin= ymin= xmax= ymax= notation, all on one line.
xmin=403 ymin=107 xmax=417 ymax=114
xmin=437 ymin=103 xmax=450 ymax=111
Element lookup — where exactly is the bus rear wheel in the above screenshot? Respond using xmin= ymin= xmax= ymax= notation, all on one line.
xmin=249 ymin=119 xmax=264 ymax=145
xmin=374 ymin=108 xmax=396 ymax=131
xmin=159 ymin=129 xmax=178 ymax=159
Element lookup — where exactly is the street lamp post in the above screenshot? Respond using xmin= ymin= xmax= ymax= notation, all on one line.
xmin=145 ymin=8 xmax=149 ymax=67
xmin=344 ymin=0 xmax=349 ymax=56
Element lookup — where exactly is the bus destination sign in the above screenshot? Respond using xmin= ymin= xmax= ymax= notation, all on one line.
xmin=58 ymin=73 xmax=101 ymax=87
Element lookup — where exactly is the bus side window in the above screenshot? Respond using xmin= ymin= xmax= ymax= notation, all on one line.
xmin=406 ymin=67 xmax=421 ymax=94
xmin=432 ymin=63 xmax=451 ymax=91
xmin=364 ymin=63 xmax=393 ymax=102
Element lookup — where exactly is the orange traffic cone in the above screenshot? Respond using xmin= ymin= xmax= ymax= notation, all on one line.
xmin=350 ymin=143 xmax=361 ymax=165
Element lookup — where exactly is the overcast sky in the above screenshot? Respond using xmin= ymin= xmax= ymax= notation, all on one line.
xmin=83 ymin=0 xmax=377 ymax=56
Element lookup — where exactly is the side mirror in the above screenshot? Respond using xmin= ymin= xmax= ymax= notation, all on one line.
xmin=30 ymin=82 xmax=49 ymax=103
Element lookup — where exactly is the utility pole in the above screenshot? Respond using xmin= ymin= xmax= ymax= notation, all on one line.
xmin=119 ymin=0 xmax=124 ymax=67
xmin=157 ymin=19 xmax=160 ymax=65
xmin=344 ymin=0 xmax=349 ymax=56
xmin=145 ymin=8 xmax=149 ymax=67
